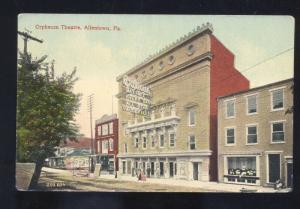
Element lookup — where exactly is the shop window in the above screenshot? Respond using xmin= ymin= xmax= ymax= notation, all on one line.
xmin=225 ymin=128 xmax=235 ymax=145
xmin=247 ymin=125 xmax=258 ymax=144
xmin=226 ymin=100 xmax=235 ymax=118
xmin=169 ymin=133 xmax=176 ymax=147
xmin=227 ymin=157 xmax=256 ymax=177
xmin=271 ymin=122 xmax=285 ymax=143
xmin=247 ymin=95 xmax=257 ymax=114
xmin=271 ymin=88 xmax=284 ymax=110
xmin=188 ymin=109 xmax=196 ymax=126
xmin=159 ymin=134 xmax=164 ymax=148
xmin=189 ymin=135 xmax=196 ymax=150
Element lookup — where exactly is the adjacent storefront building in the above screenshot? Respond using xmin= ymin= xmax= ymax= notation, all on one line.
xmin=94 ymin=114 xmax=119 ymax=174
xmin=116 ymin=23 xmax=250 ymax=181
xmin=217 ymin=79 xmax=293 ymax=187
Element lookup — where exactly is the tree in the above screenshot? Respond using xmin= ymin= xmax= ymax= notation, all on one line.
xmin=17 ymin=51 xmax=81 ymax=189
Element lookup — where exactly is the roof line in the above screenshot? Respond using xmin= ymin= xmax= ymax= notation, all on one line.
xmin=217 ymin=78 xmax=294 ymax=100
xmin=116 ymin=22 xmax=213 ymax=81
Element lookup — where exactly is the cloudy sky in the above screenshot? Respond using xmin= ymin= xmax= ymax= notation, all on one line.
xmin=18 ymin=14 xmax=294 ymax=137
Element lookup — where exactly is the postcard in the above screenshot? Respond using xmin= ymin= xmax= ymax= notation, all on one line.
xmin=16 ymin=14 xmax=294 ymax=192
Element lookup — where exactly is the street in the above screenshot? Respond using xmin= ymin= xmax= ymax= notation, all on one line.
xmin=37 ymin=167 xmax=223 ymax=192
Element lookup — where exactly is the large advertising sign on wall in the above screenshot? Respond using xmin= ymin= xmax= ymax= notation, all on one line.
xmin=121 ymin=75 xmax=152 ymax=116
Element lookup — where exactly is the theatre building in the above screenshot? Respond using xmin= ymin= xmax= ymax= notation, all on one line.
xmin=116 ymin=23 xmax=249 ymax=181
xmin=94 ymin=114 xmax=119 ymax=174
xmin=217 ymin=79 xmax=293 ymax=187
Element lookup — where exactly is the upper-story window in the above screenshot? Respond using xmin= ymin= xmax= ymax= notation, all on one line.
xmin=142 ymin=136 xmax=147 ymax=149
xmin=97 ymin=125 xmax=102 ymax=136
xmin=97 ymin=140 xmax=100 ymax=153
xmin=271 ymin=121 xmax=285 ymax=143
xmin=159 ymin=61 xmax=164 ymax=70
xmin=187 ymin=44 xmax=195 ymax=56
xmin=151 ymin=135 xmax=155 ymax=148
xmin=159 ymin=134 xmax=165 ymax=148
xmin=102 ymin=124 xmax=108 ymax=135
xmin=169 ymin=132 xmax=176 ymax=147
xmin=225 ymin=127 xmax=235 ymax=145
xmin=189 ymin=135 xmax=196 ymax=150
xmin=246 ymin=125 xmax=258 ymax=144
xmin=124 ymin=143 xmax=128 ymax=153
xmin=109 ymin=122 xmax=113 ymax=134
xmin=109 ymin=138 xmax=114 ymax=151
xmin=135 ymin=137 xmax=139 ymax=148
xmin=102 ymin=140 xmax=108 ymax=154
xmin=168 ymin=55 xmax=175 ymax=65
xmin=247 ymin=94 xmax=257 ymax=114
xmin=188 ymin=109 xmax=196 ymax=126
xmin=225 ymin=99 xmax=235 ymax=118
xmin=271 ymin=88 xmax=284 ymax=111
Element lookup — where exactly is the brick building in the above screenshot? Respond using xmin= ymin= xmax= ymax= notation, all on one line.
xmin=94 ymin=114 xmax=119 ymax=174
xmin=116 ymin=23 xmax=249 ymax=181
xmin=217 ymin=79 xmax=293 ymax=187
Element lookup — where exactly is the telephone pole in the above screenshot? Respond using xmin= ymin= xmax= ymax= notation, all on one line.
xmin=17 ymin=30 xmax=43 ymax=55
xmin=87 ymin=94 xmax=94 ymax=154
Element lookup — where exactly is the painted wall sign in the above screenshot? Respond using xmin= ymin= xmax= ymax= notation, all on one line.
xmin=122 ymin=75 xmax=152 ymax=115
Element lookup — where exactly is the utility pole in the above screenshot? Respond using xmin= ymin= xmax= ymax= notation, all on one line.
xmin=17 ymin=30 xmax=43 ymax=55
xmin=87 ymin=94 xmax=94 ymax=154
xmin=87 ymin=94 xmax=95 ymax=172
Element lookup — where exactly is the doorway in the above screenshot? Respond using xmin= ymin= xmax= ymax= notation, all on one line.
xmin=193 ymin=162 xmax=199 ymax=180
xmin=268 ymin=154 xmax=280 ymax=183
xmin=169 ymin=162 xmax=174 ymax=177
xmin=287 ymin=163 xmax=293 ymax=188
xmin=150 ymin=162 xmax=155 ymax=176
xmin=160 ymin=162 xmax=164 ymax=177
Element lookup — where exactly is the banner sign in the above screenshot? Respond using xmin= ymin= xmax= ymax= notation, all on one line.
xmin=122 ymin=75 xmax=151 ymax=116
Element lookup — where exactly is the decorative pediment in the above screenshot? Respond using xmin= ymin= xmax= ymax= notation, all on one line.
xmin=184 ymin=102 xmax=199 ymax=109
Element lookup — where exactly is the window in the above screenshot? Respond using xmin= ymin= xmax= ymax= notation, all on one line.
xmin=159 ymin=134 xmax=164 ymax=148
xmin=226 ymin=128 xmax=235 ymax=145
xmin=109 ymin=122 xmax=113 ymax=134
xmin=102 ymin=124 xmax=108 ymax=135
xmin=189 ymin=135 xmax=196 ymax=150
xmin=169 ymin=133 xmax=176 ymax=147
xmin=188 ymin=109 xmax=196 ymax=126
xmin=247 ymin=125 xmax=258 ymax=144
xmin=271 ymin=89 xmax=284 ymax=110
xmin=227 ymin=157 xmax=256 ymax=177
xmin=97 ymin=140 xmax=100 ymax=153
xmin=272 ymin=122 xmax=285 ymax=143
xmin=102 ymin=140 xmax=108 ymax=153
xmin=142 ymin=136 xmax=147 ymax=149
xmin=226 ymin=100 xmax=235 ymax=118
xmin=135 ymin=137 xmax=139 ymax=148
xmin=109 ymin=138 xmax=114 ymax=151
xmin=124 ymin=143 xmax=128 ymax=153
xmin=97 ymin=125 xmax=102 ymax=136
xmin=151 ymin=135 xmax=155 ymax=148
xmin=247 ymin=95 xmax=257 ymax=114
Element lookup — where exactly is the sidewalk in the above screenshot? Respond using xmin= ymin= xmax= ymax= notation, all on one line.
xmin=97 ymin=174 xmax=278 ymax=193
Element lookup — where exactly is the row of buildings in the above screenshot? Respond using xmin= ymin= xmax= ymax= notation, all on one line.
xmin=71 ymin=23 xmax=293 ymax=188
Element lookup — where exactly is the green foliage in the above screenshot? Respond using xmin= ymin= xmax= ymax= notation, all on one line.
xmin=17 ymin=52 xmax=81 ymax=162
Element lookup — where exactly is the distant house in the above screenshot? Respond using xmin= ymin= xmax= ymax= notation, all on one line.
xmin=47 ymin=137 xmax=91 ymax=170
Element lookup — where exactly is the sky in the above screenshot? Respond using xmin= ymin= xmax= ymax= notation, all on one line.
xmin=18 ymin=14 xmax=294 ymax=137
